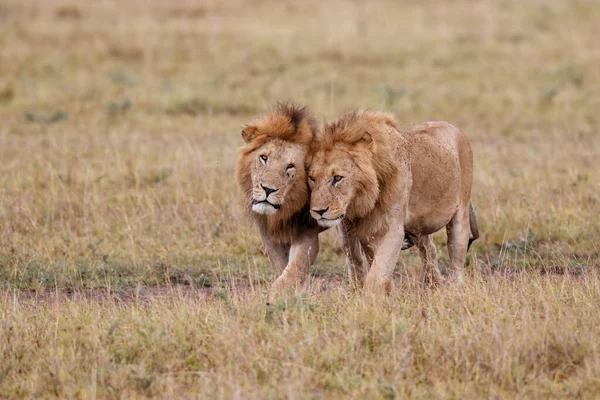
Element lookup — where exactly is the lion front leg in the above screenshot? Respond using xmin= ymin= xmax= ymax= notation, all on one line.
xmin=260 ymin=236 xmax=290 ymax=276
xmin=268 ymin=230 xmax=319 ymax=301
xmin=336 ymin=225 xmax=368 ymax=290
xmin=364 ymin=223 xmax=405 ymax=295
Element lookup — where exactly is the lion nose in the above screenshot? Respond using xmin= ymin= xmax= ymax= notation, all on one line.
xmin=261 ymin=185 xmax=278 ymax=196
xmin=312 ymin=207 xmax=329 ymax=217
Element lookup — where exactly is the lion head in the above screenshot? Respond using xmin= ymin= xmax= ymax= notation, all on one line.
xmin=236 ymin=103 xmax=317 ymax=235
xmin=308 ymin=111 xmax=402 ymax=228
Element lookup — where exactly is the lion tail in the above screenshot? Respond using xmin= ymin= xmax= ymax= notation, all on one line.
xmin=467 ymin=201 xmax=479 ymax=251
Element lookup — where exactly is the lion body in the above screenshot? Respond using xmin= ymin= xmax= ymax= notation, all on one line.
xmin=309 ymin=112 xmax=478 ymax=292
xmin=405 ymin=122 xmax=473 ymax=237
xmin=236 ymin=103 xmax=320 ymax=299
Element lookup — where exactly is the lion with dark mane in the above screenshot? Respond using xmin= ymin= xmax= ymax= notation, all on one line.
xmin=236 ymin=103 xmax=320 ymax=299
xmin=308 ymin=111 xmax=479 ymax=293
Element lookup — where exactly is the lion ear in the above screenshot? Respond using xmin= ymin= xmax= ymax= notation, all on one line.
xmin=361 ymin=131 xmax=372 ymax=144
xmin=241 ymin=125 xmax=258 ymax=143
xmin=355 ymin=131 xmax=374 ymax=150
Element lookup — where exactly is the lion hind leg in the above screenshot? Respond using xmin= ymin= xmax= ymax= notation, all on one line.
xmin=446 ymin=205 xmax=471 ymax=281
xmin=416 ymin=234 xmax=443 ymax=286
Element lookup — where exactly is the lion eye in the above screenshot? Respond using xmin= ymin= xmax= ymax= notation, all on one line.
xmin=308 ymin=176 xmax=315 ymax=182
xmin=332 ymin=175 xmax=343 ymax=184
xmin=287 ymin=163 xmax=295 ymax=169
xmin=260 ymin=155 xmax=268 ymax=162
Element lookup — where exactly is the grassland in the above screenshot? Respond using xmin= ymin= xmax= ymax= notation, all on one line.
xmin=1 ymin=0 xmax=599 ymax=398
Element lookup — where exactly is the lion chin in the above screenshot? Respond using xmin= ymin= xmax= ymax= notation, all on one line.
xmin=315 ymin=217 xmax=343 ymax=228
xmin=251 ymin=201 xmax=281 ymax=215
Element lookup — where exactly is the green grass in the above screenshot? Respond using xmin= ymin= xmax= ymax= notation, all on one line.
xmin=0 ymin=0 xmax=599 ymax=397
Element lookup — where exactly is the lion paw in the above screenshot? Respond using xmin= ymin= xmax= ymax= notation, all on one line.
xmin=268 ymin=276 xmax=296 ymax=301
xmin=364 ymin=275 xmax=392 ymax=295
xmin=447 ymin=270 xmax=465 ymax=285
xmin=422 ymin=270 xmax=446 ymax=287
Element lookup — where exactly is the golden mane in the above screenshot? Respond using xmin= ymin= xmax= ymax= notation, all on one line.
xmin=239 ymin=102 xmax=316 ymax=155
xmin=236 ymin=102 xmax=317 ymax=243
xmin=315 ymin=110 xmax=399 ymax=151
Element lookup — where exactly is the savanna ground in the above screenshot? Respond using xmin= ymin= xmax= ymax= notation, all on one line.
xmin=0 ymin=0 xmax=599 ymax=398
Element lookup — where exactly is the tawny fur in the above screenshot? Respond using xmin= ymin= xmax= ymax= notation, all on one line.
xmin=309 ymin=111 xmax=479 ymax=293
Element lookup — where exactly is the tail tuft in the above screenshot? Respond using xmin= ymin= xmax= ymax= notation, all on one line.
xmin=467 ymin=201 xmax=479 ymax=251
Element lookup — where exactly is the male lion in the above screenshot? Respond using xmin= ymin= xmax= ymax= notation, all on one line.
xmin=236 ymin=103 xmax=320 ymax=299
xmin=308 ymin=111 xmax=479 ymax=293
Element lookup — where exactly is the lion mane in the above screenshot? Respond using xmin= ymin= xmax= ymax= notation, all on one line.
xmin=314 ymin=110 xmax=411 ymax=237
xmin=236 ymin=102 xmax=318 ymax=243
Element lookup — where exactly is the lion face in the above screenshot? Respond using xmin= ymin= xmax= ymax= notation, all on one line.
xmin=249 ymin=139 xmax=308 ymax=216
xmin=237 ymin=103 xmax=316 ymax=231
xmin=308 ymin=149 xmax=359 ymax=227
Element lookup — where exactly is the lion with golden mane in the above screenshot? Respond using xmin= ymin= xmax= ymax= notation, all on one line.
xmin=236 ymin=103 xmax=321 ymax=299
xmin=308 ymin=111 xmax=479 ymax=293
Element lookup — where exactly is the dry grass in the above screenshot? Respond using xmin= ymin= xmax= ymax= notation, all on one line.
xmin=3 ymin=274 xmax=600 ymax=398
xmin=0 ymin=0 xmax=599 ymax=397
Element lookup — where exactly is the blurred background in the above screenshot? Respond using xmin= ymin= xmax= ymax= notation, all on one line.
xmin=0 ymin=0 xmax=599 ymax=289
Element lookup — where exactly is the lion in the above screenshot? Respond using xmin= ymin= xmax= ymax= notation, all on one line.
xmin=307 ymin=111 xmax=479 ymax=293
xmin=236 ymin=102 xmax=321 ymax=299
